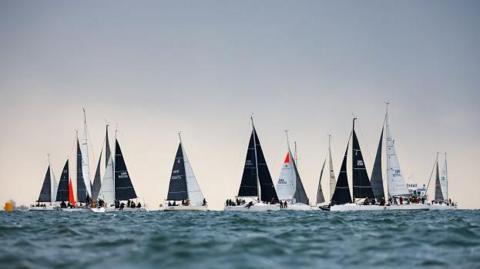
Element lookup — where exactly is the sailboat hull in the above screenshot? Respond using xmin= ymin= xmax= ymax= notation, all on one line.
xmin=224 ymin=203 xmax=280 ymax=212
xmin=385 ymin=204 xmax=429 ymax=211
xmin=330 ymin=203 xmax=386 ymax=212
xmin=164 ymin=205 xmax=208 ymax=211
xmin=280 ymin=203 xmax=313 ymax=211
xmin=29 ymin=205 xmax=58 ymax=211
xmin=61 ymin=208 xmax=90 ymax=212
xmin=428 ymin=204 xmax=457 ymax=210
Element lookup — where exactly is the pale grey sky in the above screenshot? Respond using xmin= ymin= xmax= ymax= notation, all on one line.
xmin=1 ymin=0 xmax=479 ymax=209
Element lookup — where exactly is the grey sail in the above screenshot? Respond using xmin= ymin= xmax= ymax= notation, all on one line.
xmin=292 ymin=155 xmax=309 ymax=204
xmin=352 ymin=124 xmax=375 ymax=200
xmin=76 ymin=138 xmax=88 ymax=203
xmin=56 ymin=160 xmax=69 ymax=202
xmin=37 ymin=166 xmax=52 ymax=202
xmin=91 ymin=151 xmax=102 ymax=201
xmin=114 ymin=139 xmax=137 ymax=200
xmin=370 ymin=127 xmax=385 ymax=200
xmin=316 ymin=159 xmax=326 ymax=204
xmin=434 ymin=161 xmax=444 ymax=202
xmin=167 ymin=143 xmax=188 ymax=201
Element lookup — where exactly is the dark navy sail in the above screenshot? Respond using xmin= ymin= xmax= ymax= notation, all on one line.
xmin=292 ymin=157 xmax=309 ymax=204
xmin=167 ymin=143 xmax=188 ymax=201
xmin=76 ymin=138 xmax=88 ymax=203
xmin=238 ymin=130 xmax=259 ymax=197
xmin=91 ymin=151 xmax=102 ymax=201
xmin=434 ymin=161 xmax=444 ymax=202
xmin=37 ymin=166 xmax=52 ymax=202
xmin=331 ymin=141 xmax=352 ymax=205
xmin=370 ymin=127 xmax=385 ymax=200
xmin=56 ymin=160 xmax=69 ymax=202
xmin=114 ymin=139 xmax=137 ymax=200
xmin=352 ymin=127 xmax=375 ymax=200
xmin=316 ymin=160 xmax=326 ymax=204
xmin=253 ymin=128 xmax=278 ymax=202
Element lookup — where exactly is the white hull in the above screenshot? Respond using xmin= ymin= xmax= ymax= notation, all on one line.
xmin=386 ymin=204 xmax=429 ymax=211
xmin=164 ymin=205 xmax=208 ymax=211
xmin=61 ymin=208 xmax=90 ymax=212
xmin=224 ymin=203 xmax=280 ymax=212
xmin=90 ymin=207 xmax=106 ymax=213
xmin=429 ymin=204 xmax=457 ymax=210
xmin=281 ymin=203 xmax=313 ymax=211
xmin=29 ymin=206 xmax=58 ymax=211
xmin=330 ymin=204 xmax=386 ymax=212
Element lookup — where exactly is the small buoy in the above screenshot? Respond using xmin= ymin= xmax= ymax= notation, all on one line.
xmin=4 ymin=200 xmax=15 ymax=212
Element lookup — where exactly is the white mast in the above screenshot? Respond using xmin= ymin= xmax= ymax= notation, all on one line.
xmin=251 ymin=115 xmax=261 ymax=202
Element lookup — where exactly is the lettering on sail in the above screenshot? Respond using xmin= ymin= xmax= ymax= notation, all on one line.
xmin=278 ymin=178 xmax=287 ymax=184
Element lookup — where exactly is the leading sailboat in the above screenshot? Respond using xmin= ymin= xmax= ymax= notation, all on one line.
xmin=224 ymin=117 xmax=280 ymax=211
xmin=164 ymin=133 xmax=208 ymax=211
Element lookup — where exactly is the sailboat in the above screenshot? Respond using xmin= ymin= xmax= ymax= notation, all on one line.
xmin=93 ymin=135 xmax=146 ymax=212
xmin=91 ymin=125 xmax=112 ymax=203
xmin=316 ymin=135 xmax=335 ymax=207
xmin=430 ymin=153 xmax=457 ymax=210
xmin=164 ymin=133 xmax=208 ymax=211
xmin=327 ymin=118 xmax=385 ymax=211
xmin=377 ymin=105 xmax=428 ymax=211
xmin=315 ymin=158 xmax=326 ymax=206
xmin=224 ymin=117 xmax=280 ymax=211
xmin=275 ymin=131 xmax=311 ymax=210
xmin=29 ymin=157 xmax=58 ymax=211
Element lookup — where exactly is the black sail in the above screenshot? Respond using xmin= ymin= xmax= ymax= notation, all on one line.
xmin=91 ymin=151 xmax=102 ymax=201
xmin=316 ymin=159 xmax=326 ymax=204
xmin=331 ymin=141 xmax=352 ymax=205
xmin=76 ymin=138 xmax=88 ymax=203
xmin=56 ymin=160 xmax=69 ymax=201
xmin=352 ymin=129 xmax=375 ymax=199
xmin=254 ymin=128 xmax=278 ymax=202
xmin=37 ymin=166 xmax=52 ymax=202
xmin=167 ymin=143 xmax=188 ymax=201
xmin=370 ymin=127 xmax=385 ymax=200
xmin=434 ymin=161 xmax=444 ymax=202
xmin=238 ymin=130 xmax=259 ymax=197
xmin=292 ymin=155 xmax=309 ymax=204
xmin=114 ymin=139 xmax=137 ymax=200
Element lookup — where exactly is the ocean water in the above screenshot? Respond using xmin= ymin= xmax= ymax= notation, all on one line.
xmin=0 ymin=210 xmax=479 ymax=269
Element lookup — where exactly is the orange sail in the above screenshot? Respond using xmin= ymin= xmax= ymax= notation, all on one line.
xmin=68 ymin=178 xmax=76 ymax=206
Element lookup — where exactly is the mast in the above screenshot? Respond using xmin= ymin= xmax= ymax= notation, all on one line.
xmin=251 ymin=115 xmax=261 ymax=202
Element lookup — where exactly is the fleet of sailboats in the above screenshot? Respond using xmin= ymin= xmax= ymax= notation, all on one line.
xmin=30 ymin=105 xmax=457 ymax=212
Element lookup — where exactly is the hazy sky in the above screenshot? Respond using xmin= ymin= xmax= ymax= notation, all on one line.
xmin=1 ymin=0 xmax=479 ymax=209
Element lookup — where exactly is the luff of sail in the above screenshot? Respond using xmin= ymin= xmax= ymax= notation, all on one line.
xmin=385 ymin=109 xmax=409 ymax=197
xmin=56 ymin=160 xmax=69 ymax=202
xmin=114 ymin=139 xmax=137 ymax=200
xmin=352 ymin=122 xmax=375 ymax=200
xmin=37 ymin=165 xmax=52 ymax=202
xmin=316 ymin=159 xmax=326 ymax=204
xmin=370 ymin=127 xmax=385 ymax=200
xmin=331 ymin=140 xmax=352 ymax=205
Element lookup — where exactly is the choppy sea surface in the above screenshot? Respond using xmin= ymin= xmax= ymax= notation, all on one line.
xmin=0 ymin=210 xmax=479 ymax=269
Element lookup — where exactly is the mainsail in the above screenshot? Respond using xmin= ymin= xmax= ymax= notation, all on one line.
xmin=167 ymin=143 xmax=188 ymax=201
xmin=370 ymin=127 xmax=385 ymax=200
xmin=37 ymin=165 xmax=53 ymax=203
xmin=385 ymin=108 xmax=409 ymax=197
xmin=440 ymin=153 xmax=448 ymax=200
xmin=114 ymin=139 xmax=137 ymax=200
xmin=331 ymin=139 xmax=352 ymax=205
xmin=237 ymin=120 xmax=278 ymax=203
xmin=80 ymin=108 xmax=92 ymax=198
xmin=328 ymin=135 xmax=336 ymax=199
xmin=275 ymin=151 xmax=309 ymax=204
xmin=76 ymin=138 xmax=88 ymax=203
xmin=316 ymin=159 xmax=326 ymax=204
xmin=434 ymin=159 xmax=444 ymax=202
xmin=352 ymin=121 xmax=375 ymax=200
xmin=56 ymin=160 xmax=69 ymax=202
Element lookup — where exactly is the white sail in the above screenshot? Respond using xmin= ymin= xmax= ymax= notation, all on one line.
xmin=275 ymin=151 xmax=296 ymax=202
xmin=81 ymin=109 xmax=92 ymax=197
xmin=182 ymin=145 xmax=204 ymax=206
xmin=50 ymin=169 xmax=58 ymax=203
xmin=385 ymin=112 xmax=409 ymax=197
xmin=440 ymin=154 xmax=448 ymax=200
xmin=98 ymin=156 xmax=115 ymax=206
xmin=328 ymin=136 xmax=336 ymax=199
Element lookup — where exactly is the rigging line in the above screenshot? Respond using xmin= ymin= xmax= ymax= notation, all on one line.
xmin=425 ymin=153 xmax=439 ymax=192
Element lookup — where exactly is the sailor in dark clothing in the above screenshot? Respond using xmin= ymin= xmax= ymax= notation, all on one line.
xmin=60 ymin=201 xmax=67 ymax=208
xmin=137 ymin=202 xmax=141 ymax=208
xmin=202 ymin=199 xmax=207 ymax=206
